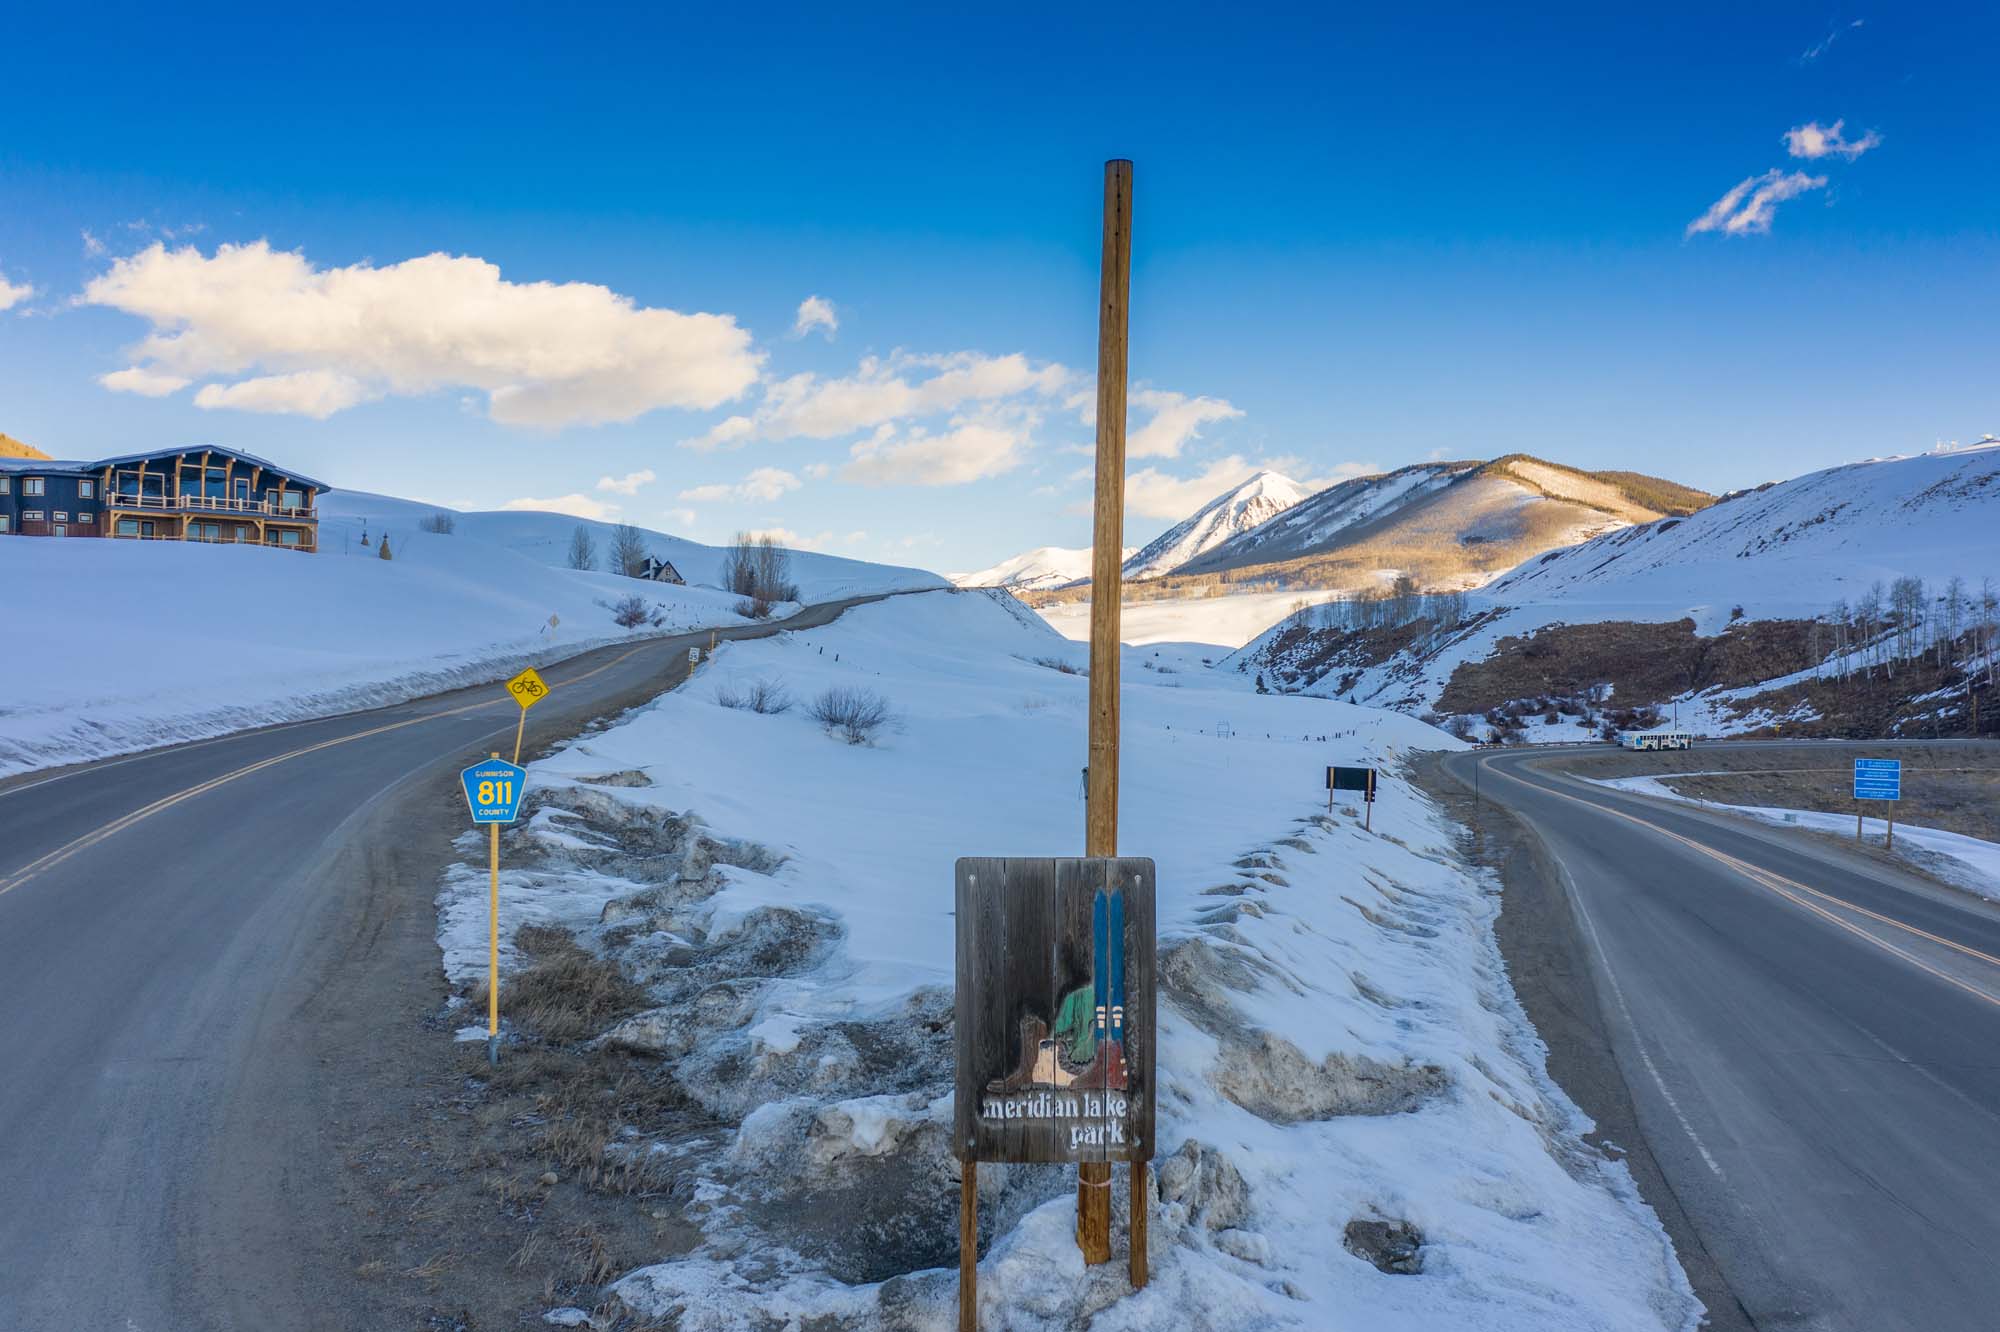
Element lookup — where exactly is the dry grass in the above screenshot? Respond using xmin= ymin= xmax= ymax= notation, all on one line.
xmin=467 ymin=927 xmax=649 ymax=1044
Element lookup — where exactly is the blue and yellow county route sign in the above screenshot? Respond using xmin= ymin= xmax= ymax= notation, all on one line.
xmin=1853 ymin=757 xmax=1902 ymax=801
xmin=506 ymin=666 xmax=550 ymax=709
xmin=462 ymin=758 xmax=529 ymax=824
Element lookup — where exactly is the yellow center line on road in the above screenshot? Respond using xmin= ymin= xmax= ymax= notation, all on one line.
xmin=0 ymin=640 xmax=660 ymax=901
xmin=1478 ymin=754 xmax=2000 ymax=1010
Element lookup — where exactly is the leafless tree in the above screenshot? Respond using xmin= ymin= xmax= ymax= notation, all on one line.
xmin=418 ymin=511 xmax=457 ymax=534
xmin=721 ymin=532 xmax=799 ymax=602
xmin=567 ymin=524 xmax=598 ymax=571
xmin=610 ymin=523 xmax=650 ymax=578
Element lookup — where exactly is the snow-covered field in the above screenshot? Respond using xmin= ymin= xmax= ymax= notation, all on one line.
xmin=1591 ymin=775 xmax=2000 ymax=900
xmin=0 ymin=497 xmax=942 ymax=779
xmin=442 ymin=588 xmax=1698 ymax=1330
xmin=1037 ymin=588 xmax=1349 ymax=650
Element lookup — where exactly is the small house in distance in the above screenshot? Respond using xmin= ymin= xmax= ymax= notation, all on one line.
xmin=0 ymin=445 xmax=325 ymax=551
xmin=636 ymin=555 xmax=684 ymax=584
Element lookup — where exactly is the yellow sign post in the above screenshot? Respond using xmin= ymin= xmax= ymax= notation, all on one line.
xmin=505 ymin=666 xmax=550 ymax=763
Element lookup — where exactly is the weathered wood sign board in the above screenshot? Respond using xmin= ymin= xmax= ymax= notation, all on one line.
xmin=954 ymin=857 xmax=1156 ymax=1165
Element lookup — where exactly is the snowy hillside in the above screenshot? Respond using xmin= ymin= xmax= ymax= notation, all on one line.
xmin=1185 ymin=462 xmax=1475 ymax=573
xmin=325 ymin=490 xmax=945 ymax=600
xmin=442 ymin=588 xmax=1698 ymax=1331
xmin=950 ymin=544 xmax=1133 ymax=591
xmin=1230 ymin=445 xmax=2000 ymax=731
xmin=1122 ymin=470 xmax=1307 ymax=580
xmin=0 ymin=497 xmax=942 ymax=779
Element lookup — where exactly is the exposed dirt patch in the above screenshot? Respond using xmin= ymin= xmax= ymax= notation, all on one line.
xmin=1437 ymin=617 xmax=1816 ymax=716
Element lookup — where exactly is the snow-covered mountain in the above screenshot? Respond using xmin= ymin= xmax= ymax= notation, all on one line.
xmin=1229 ymin=444 xmax=2000 ymax=733
xmin=1179 ymin=455 xmax=1707 ymax=581
xmin=1121 ymin=469 xmax=1308 ymax=579
xmin=950 ymin=544 xmax=1134 ymax=591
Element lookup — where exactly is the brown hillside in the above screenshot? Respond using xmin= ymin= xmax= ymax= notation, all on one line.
xmin=0 ymin=432 xmax=51 ymax=460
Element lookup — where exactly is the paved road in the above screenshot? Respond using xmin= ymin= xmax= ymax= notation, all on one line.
xmin=0 ymin=591 xmax=918 ymax=1332
xmin=1444 ymin=742 xmax=2000 ymax=1331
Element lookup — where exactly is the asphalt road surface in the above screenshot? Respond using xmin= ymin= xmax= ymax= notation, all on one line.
xmin=0 ymin=591 xmax=917 ymax=1332
xmin=1444 ymin=741 xmax=2000 ymax=1332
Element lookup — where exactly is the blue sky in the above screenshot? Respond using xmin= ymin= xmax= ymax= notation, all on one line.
xmin=2 ymin=3 xmax=1994 ymax=572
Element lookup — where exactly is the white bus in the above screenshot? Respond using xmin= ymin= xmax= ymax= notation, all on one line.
xmin=1619 ymin=729 xmax=1693 ymax=751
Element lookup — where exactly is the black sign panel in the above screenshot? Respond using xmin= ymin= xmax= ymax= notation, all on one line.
xmin=1327 ymin=765 xmax=1377 ymax=799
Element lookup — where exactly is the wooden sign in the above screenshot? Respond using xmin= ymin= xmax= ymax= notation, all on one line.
xmin=954 ymin=857 xmax=1155 ymax=1165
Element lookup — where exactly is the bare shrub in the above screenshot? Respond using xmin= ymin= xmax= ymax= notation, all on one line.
xmin=611 ymin=594 xmax=651 ymax=629
xmin=418 ymin=511 xmax=457 ymax=534
xmin=717 ymin=678 xmax=792 ymax=714
xmin=735 ymin=595 xmax=774 ymax=620
xmin=1031 ymin=655 xmax=1082 ymax=675
xmin=466 ymin=928 xmax=647 ymax=1044
xmin=808 ymin=686 xmax=894 ymax=744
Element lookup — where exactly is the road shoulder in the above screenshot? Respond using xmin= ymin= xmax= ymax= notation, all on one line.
xmin=1409 ymin=751 xmax=1755 ymax=1332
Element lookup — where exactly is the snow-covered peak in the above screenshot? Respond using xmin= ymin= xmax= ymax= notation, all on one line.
xmin=950 ymin=544 xmax=1136 ymax=591
xmin=1123 ymin=470 xmax=1309 ymax=580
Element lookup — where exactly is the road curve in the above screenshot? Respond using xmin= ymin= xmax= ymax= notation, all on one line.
xmin=0 ymin=589 xmax=927 ymax=1332
xmin=1443 ymin=742 xmax=2000 ymax=1332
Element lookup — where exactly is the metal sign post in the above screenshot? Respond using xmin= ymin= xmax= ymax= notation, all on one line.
xmin=505 ymin=666 xmax=550 ymax=763
xmin=461 ymin=753 xmax=528 ymax=1065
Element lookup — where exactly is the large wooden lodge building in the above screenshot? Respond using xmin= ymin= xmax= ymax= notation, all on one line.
xmin=0 ymin=445 xmax=325 ymax=551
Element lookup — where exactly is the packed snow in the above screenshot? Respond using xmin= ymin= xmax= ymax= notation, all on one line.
xmin=1037 ymin=588 xmax=1354 ymax=651
xmin=952 ymin=545 xmax=1134 ymax=592
xmin=440 ymin=587 xmax=1699 ymax=1330
xmin=0 ymin=496 xmax=940 ymax=779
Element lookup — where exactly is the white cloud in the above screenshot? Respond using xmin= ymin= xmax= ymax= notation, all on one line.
xmin=1126 ymin=389 xmax=1244 ymax=459
xmin=596 ymin=468 xmax=657 ymax=495
xmin=81 ymin=241 xmax=762 ymax=427
xmin=1685 ymin=169 xmax=1827 ymax=237
xmin=501 ymin=493 xmax=620 ymax=520
xmin=1784 ymin=119 xmax=1882 ymax=162
xmin=0 ymin=273 xmax=32 ymax=311
xmin=843 ymin=418 xmax=1028 ymax=487
xmin=791 ymin=295 xmax=838 ymax=340
xmin=686 ymin=350 xmax=1073 ymax=450
xmin=678 ymin=466 xmax=802 ymax=503
xmin=81 ymin=230 xmax=106 ymax=258
xmin=1123 ymin=454 xmax=1271 ymax=520
xmin=664 ymin=507 xmax=698 ymax=528
xmin=194 ymin=370 xmax=373 ymax=418
xmin=1800 ymin=18 xmax=1863 ymax=63
xmin=99 ymin=366 xmax=193 ymax=397
xmin=741 ymin=526 xmax=838 ymax=551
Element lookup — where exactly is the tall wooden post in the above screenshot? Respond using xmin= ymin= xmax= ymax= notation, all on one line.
xmin=1080 ymin=157 xmax=1133 ymax=1270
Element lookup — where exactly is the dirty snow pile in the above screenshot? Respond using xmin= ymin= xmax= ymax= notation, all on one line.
xmin=438 ymin=588 xmax=1698 ymax=1331
xmin=0 ymin=497 xmax=941 ymax=779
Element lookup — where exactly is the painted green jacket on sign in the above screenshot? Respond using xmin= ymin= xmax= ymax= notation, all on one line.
xmin=1053 ymin=984 xmax=1097 ymax=1065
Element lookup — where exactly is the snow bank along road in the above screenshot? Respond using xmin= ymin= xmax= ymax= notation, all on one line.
xmin=0 ymin=593 xmax=907 ymax=1332
xmin=1443 ymin=741 xmax=2000 ymax=1332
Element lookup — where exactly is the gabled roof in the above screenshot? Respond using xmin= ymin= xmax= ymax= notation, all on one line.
xmin=89 ymin=446 xmax=330 ymax=491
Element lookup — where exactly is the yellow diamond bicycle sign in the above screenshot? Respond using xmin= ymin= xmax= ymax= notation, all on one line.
xmin=506 ymin=667 xmax=550 ymax=709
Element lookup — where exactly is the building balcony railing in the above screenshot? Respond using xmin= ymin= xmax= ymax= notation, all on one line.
xmin=106 ymin=530 xmax=317 ymax=552
xmin=105 ymin=492 xmax=318 ymax=520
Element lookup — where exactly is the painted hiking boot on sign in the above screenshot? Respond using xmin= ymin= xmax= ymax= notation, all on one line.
xmin=987 ymin=1016 xmax=1078 ymax=1092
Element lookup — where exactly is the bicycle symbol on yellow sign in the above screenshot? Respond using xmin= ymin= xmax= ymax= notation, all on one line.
xmin=504 ymin=667 xmax=551 ymax=764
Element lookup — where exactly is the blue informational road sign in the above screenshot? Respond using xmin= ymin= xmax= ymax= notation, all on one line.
xmin=461 ymin=757 xmax=529 ymax=823
xmin=1852 ymin=757 xmax=1902 ymax=801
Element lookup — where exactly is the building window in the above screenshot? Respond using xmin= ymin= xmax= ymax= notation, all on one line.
xmin=279 ymin=529 xmax=301 ymax=545
xmin=53 ymin=511 xmax=69 ymax=522
xmin=23 ymin=510 xmax=44 ymax=521
xmin=118 ymin=519 xmax=140 ymax=536
xmin=0 ymin=515 xmax=9 ymax=532
xmin=52 ymin=524 xmax=67 ymax=538
xmin=0 ymin=476 xmax=10 ymax=494
xmin=78 ymin=480 xmax=95 ymax=499
xmin=24 ymin=477 xmax=44 ymax=496
xmin=77 ymin=512 xmax=94 ymax=525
